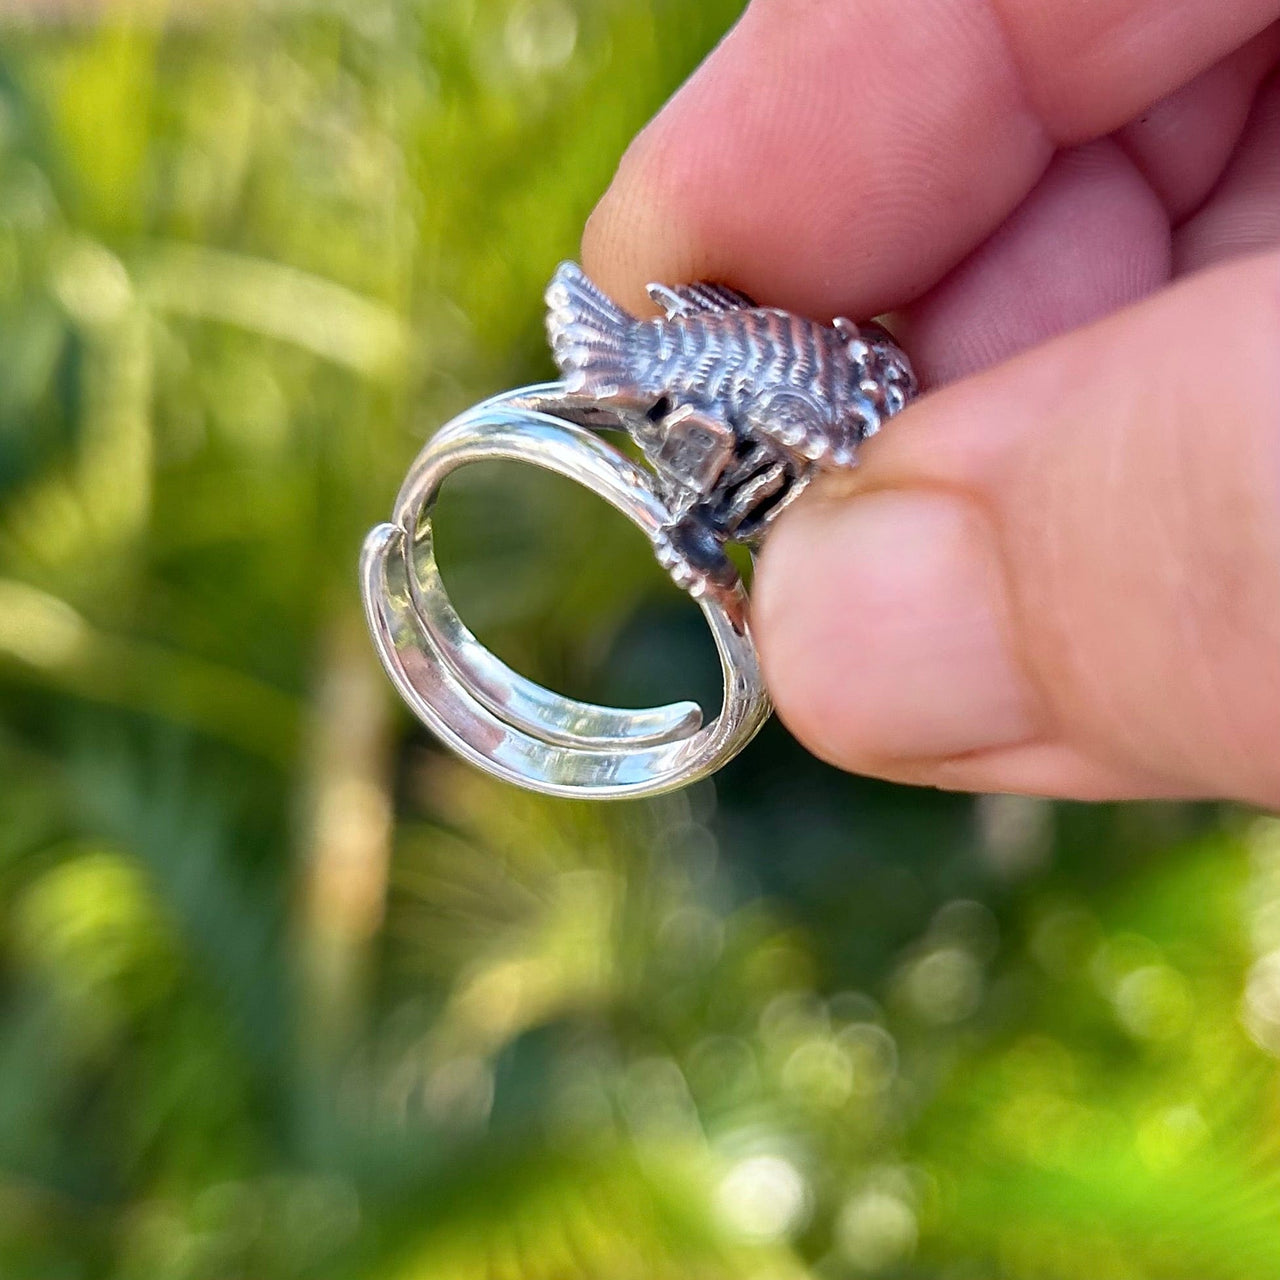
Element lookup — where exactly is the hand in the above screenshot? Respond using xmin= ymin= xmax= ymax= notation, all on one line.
xmin=583 ymin=0 xmax=1280 ymax=806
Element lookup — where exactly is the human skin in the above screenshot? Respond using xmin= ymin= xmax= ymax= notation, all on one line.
xmin=582 ymin=0 xmax=1280 ymax=807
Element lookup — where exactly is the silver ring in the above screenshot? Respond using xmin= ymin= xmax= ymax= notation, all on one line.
xmin=361 ymin=264 xmax=916 ymax=798
xmin=361 ymin=384 xmax=772 ymax=800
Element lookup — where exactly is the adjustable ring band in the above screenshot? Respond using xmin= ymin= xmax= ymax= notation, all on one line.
xmin=359 ymin=384 xmax=772 ymax=800
xmin=361 ymin=263 xmax=917 ymax=796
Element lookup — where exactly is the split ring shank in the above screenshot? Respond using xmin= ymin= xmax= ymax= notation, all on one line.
xmin=359 ymin=385 xmax=771 ymax=799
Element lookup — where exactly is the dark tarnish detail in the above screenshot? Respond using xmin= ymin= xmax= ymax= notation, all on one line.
xmin=545 ymin=262 xmax=917 ymax=596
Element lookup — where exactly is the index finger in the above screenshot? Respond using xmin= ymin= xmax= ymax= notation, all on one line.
xmin=583 ymin=0 xmax=1280 ymax=319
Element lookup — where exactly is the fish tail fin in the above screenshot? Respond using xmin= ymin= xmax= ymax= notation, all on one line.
xmin=545 ymin=262 xmax=635 ymax=397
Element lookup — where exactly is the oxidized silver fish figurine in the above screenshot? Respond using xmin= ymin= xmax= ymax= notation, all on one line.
xmin=361 ymin=265 xmax=919 ymax=796
xmin=546 ymin=262 xmax=917 ymax=592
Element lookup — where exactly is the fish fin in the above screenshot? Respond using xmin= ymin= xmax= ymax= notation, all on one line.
xmin=545 ymin=262 xmax=635 ymax=396
xmin=646 ymin=280 xmax=757 ymax=319
xmin=745 ymin=387 xmax=834 ymax=464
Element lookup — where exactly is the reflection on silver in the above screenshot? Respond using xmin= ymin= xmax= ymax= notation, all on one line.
xmin=361 ymin=385 xmax=769 ymax=799
xmin=361 ymin=265 xmax=916 ymax=798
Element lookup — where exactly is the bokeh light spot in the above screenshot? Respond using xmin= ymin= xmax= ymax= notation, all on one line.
xmin=836 ymin=1188 xmax=918 ymax=1273
xmin=715 ymin=1155 xmax=810 ymax=1243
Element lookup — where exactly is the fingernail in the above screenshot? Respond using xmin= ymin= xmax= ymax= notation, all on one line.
xmin=754 ymin=489 xmax=1042 ymax=766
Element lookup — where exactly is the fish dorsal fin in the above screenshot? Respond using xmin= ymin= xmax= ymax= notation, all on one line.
xmin=646 ymin=280 xmax=758 ymax=319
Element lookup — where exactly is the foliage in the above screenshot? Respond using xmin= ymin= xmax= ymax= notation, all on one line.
xmin=0 ymin=2 xmax=1277 ymax=1278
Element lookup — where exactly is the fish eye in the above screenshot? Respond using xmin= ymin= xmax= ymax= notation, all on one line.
xmin=845 ymin=337 xmax=872 ymax=365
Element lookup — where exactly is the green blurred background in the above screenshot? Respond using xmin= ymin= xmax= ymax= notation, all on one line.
xmin=1 ymin=1 xmax=1279 ymax=1276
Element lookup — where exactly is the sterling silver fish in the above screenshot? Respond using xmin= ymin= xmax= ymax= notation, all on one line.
xmin=545 ymin=262 xmax=917 ymax=591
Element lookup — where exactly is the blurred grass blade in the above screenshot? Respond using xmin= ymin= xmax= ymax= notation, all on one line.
xmin=0 ymin=578 xmax=300 ymax=763
xmin=139 ymin=243 xmax=409 ymax=379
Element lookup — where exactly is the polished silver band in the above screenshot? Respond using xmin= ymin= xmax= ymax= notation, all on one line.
xmin=360 ymin=384 xmax=772 ymax=799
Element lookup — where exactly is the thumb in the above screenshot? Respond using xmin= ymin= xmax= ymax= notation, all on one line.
xmin=754 ymin=250 xmax=1280 ymax=805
